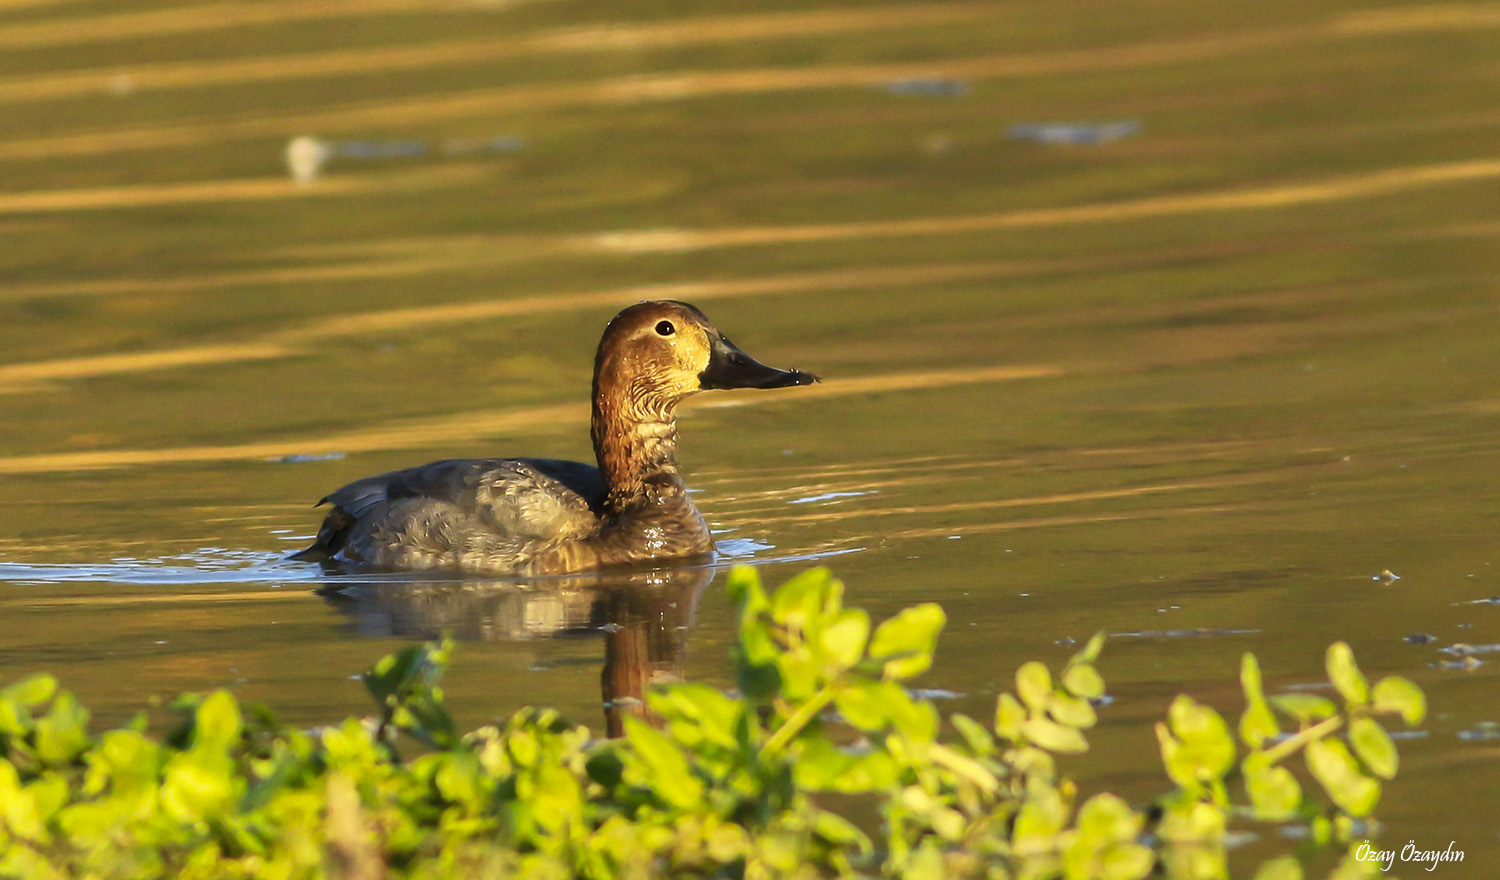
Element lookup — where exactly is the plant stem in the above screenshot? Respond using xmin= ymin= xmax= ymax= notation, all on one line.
xmin=762 ymin=685 xmax=836 ymax=757
xmin=1261 ymin=715 xmax=1343 ymax=765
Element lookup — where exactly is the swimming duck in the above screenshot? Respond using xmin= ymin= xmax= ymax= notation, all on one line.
xmin=292 ymin=301 xmax=818 ymax=575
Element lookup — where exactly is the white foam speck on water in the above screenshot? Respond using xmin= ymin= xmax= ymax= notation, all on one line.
xmin=787 ymin=490 xmax=873 ymax=505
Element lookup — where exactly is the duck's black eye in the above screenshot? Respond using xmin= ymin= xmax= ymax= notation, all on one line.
xmin=655 ymin=320 xmax=675 ymax=336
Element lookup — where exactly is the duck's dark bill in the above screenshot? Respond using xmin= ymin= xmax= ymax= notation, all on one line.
xmin=699 ymin=334 xmax=821 ymax=390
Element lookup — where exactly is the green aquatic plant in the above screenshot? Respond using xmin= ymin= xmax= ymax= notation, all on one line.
xmin=1151 ymin=642 xmax=1425 ymax=880
xmin=0 ymin=567 xmax=1424 ymax=879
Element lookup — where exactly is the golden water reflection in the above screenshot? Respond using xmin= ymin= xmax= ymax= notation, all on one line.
xmin=319 ymin=565 xmax=713 ymax=738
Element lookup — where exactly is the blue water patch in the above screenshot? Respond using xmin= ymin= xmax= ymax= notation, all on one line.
xmin=0 ymin=549 xmax=321 ymax=586
xmin=715 ymin=537 xmax=776 ymax=558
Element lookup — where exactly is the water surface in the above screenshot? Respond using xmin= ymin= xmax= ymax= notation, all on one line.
xmin=2 ymin=0 xmax=1498 ymax=874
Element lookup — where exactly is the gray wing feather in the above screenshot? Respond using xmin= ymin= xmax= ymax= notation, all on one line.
xmin=298 ymin=458 xmax=606 ymax=562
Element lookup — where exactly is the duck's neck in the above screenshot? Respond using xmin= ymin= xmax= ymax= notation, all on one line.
xmin=591 ymin=380 xmax=687 ymax=513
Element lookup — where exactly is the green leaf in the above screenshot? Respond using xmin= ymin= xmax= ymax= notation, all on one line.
xmin=1009 ymin=745 xmax=1056 ymax=781
xmin=1016 ymin=661 xmax=1052 ymax=711
xmin=622 ymin=716 xmax=702 ymax=810
xmin=88 ymin=729 xmax=160 ymax=798
xmin=0 ymin=675 xmax=57 ymax=740
xmin=1012 ymin=786 xmax=1069 ymax=855
xmin=433 ymin=751 xmax=484 ymax=807
xmin=868 ymin=603 xmax=945 ymax=680
xmin=1166 ymin=696 xmax=1236 ymax=780
xmin=812 ymin=810 xmax=870 ymax=853
xmin=707 ymin=822 xmax=752 ymax=862
xmin=906 ymin=838 xmax=947 ymax=880
xmin=1075 ymin=792 xmax=1143 ymax=843
xmin=361 ymin=638 xmax=455 ymax=749
xmin=792 ymin=738 xmax=855 ymax=790
xmin=928 ymin=742 xmax=1000 ymax=794
xmin=1325 ymin=642 xmax=1369 ymax=706
xmin=0 ymin=673 xmax=56 ymax=709
xmin=1271 ymin=693 xmax=1338 ymax=724
xmin=843 ymin=751 xmax=900 ymax=791
xmin=508 ymin=729 xmax=539 ymax=767
xmin=655 ymin=684 xmax=741 ymax=750
xmin=1370 ymin=675 xmax=1426 ymax=725
xmin=995 ymin=692 xmax=1026 ymax=742
xmin=584 ymin=748 xmax=624 ymax=789
xmin=1251 ymin=856 xmax=1304 ymax=880
xmin=1157 ymin=705 xmax=1235 ymax=790
xmin=737 ymin=611 xmax=779 ymax=668
xmin=25 ymin=773 xmax=67 ymax=823
xmin=1022 ymin=716 xmax=1089 ymax=753
xmin=1305 ymin=738 xmax=1380 ymax=817
xmin=950 ymin=712 xmax=995 ymax=755
xmin=819 ymin=608 xmax=870 ymax=671
xmin=161 ymin=750 xmax=237 ymax=821
xmin=1062 ymin=662 xmax=1105 ymax=700
xmin=1240 ymin=652 xmax=1266 ymax=703
xmin=730 ymin=567 xmax=779 ymax=676
xmin=0 ymin=698 xmax=30 ymax=738
xmin=193 ymin=690 xmax=241 ymax=751
xmin=1155 ymin=796 xmax=1227 ymax=843
xmin=1239 ymin=696 xmax=1280 ymax=749
xmin=1156 ymin=722 xmax=1184 ymax=784
xmin=933 ymin=805 xmax=967 ymax=840
xmin=364 ymin=642 xmax=441 ymax=705
xmin=1099 ymin=844 xmax=1155 ymax=880
xmin=529 ymin=764 xmax=584 ymax=835
xmin=1070 ymin=631 xmax=1107 ymax=666
xmin=1046 ymin=692 xmax=1097 ymax=729
xmin=774 ymin=651 xmax=822 ymax=702
xmin=1243 ymin=753 xmax=1301 ymax=821
xmin=725 ymin=565 xmax=768 ymax=610
xmin=770 ymin=566 xmax=833 ymax=629
xmin=834 ymin=679 xmax=907 ymax=732
xmin=0 ymin=761 xmax=45 ymax=841
xmin=889 ymin=695 xmax=940 ymax=745
xmin=35 ymin=690 xmax=90 ymax=766
xmin=1348 ymin=716 xmax=1397 ymax=779
xmin=736 ymin=655 xmax=781 ymax=702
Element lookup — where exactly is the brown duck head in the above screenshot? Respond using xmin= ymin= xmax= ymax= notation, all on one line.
xmin=593 ymin=300 xmax=818 ymax=410
xmin=590 ymin=301 xmax=819 ymax=498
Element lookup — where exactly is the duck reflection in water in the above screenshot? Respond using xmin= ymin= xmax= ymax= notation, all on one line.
xmin=318 ymin=564 xmax=714 ymax=737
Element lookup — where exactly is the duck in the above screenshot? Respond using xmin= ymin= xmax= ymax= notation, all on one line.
xmin=291 ymin=301 xmax=818 ymax=575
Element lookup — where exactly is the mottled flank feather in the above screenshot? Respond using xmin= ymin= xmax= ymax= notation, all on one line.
xmin=292 ymin=459 xmax=605 ymax=568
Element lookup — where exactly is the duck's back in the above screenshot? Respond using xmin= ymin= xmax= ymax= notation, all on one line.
xmin=294 ymin=458 xmax=606 ymax=573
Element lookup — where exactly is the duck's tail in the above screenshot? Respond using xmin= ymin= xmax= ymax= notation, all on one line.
xmin=288 ymin=503 xmax=355 ymax=561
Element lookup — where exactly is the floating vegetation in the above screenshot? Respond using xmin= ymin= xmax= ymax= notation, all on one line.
xmin=1439 ymin=643 xmax=1500 ymax=656
xmin=1006 ymin=120 xmax=1142 ymax=146
xmin=1111 ymin=627 xmax=1259 ymax=639
xmin=0 ymin=567 xmax=1425 ymax=878
xmin=270 ymin=452 xmax=348 ymax=463
xmin=1456 ymin=721 xmax=1500 ymax=742
xmin=285 ymin=134 xmax=525 ymax=183
xmin=880 ymin=78 xmax=971 ymax=97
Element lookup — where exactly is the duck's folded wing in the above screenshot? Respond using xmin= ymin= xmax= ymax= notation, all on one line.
xmin=292 ymin=458 xmax=605 ymax=560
